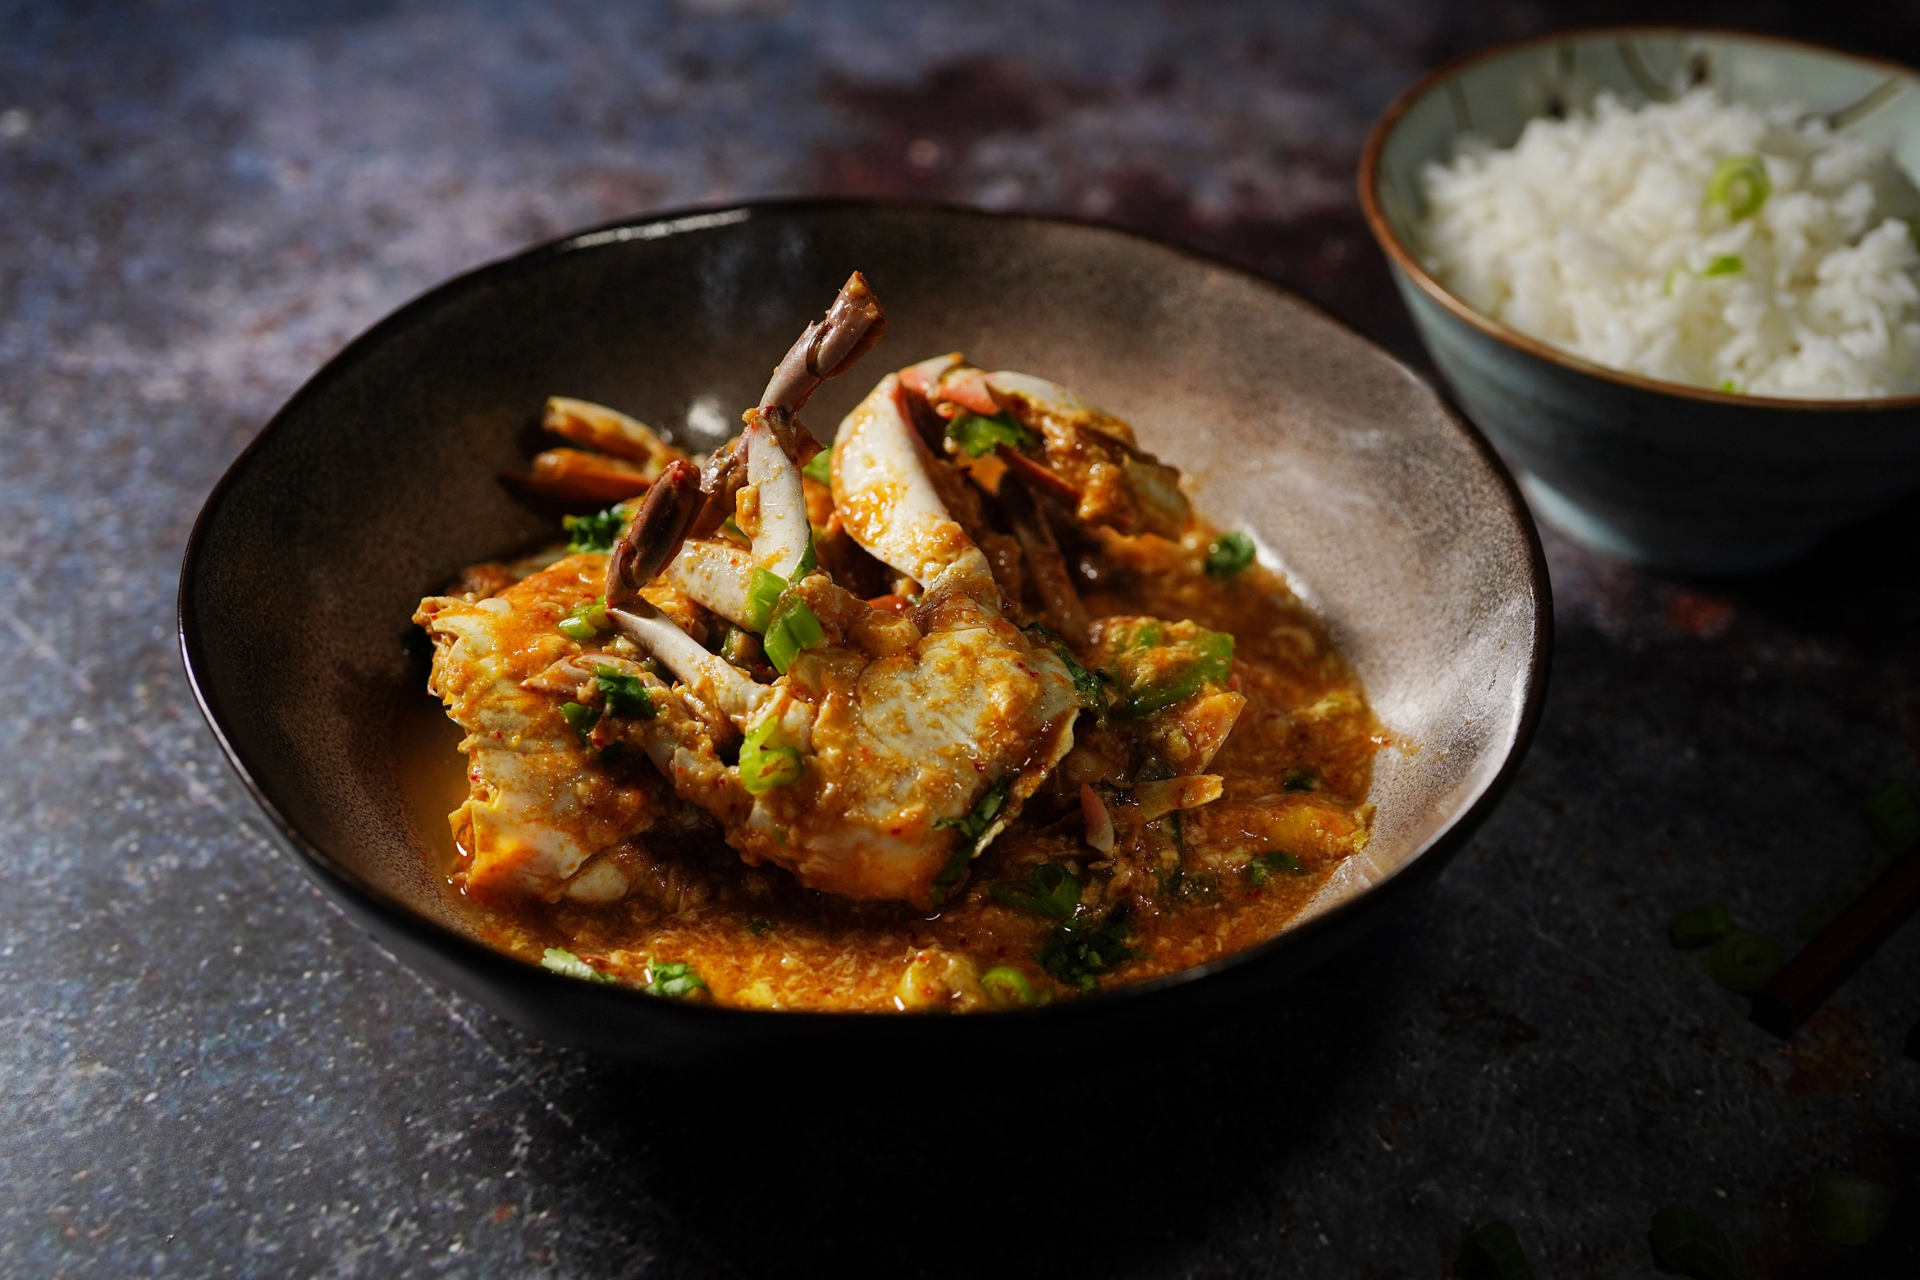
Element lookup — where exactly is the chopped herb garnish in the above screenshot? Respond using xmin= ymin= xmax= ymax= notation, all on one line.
xmin=646 ymin=958 xmax=708 ymax=1000
xmin=563 ymin=505 xmax=627 ymax=554
xmin=946 ymin=411 xmax=1038 ymax=458
xmin=1283 ymin=768 xmax=1317 ymax=792
xmin=1704 ymin=927 xmax=1783 ymax=995
xmin=1038 ymin=907 xmax=1145 ymax=992
xmin=930 ymin=776 xmax=1013 ymax=902
xmin=1104 ymin=619 xmax=1234 ymax=717
xmin=1668 ymin=904 xmax=1731 ymax=950
xmin=792 ymin=536 xmax=818 ymax=581
xmin=802 ymin=445 xmax=834 ymax=484
xmin=989 ymin=863 xmax=1082 ymax=917
xmin=1026 ymin=624 xmax=1111 ymax=718
xmin=593 ymin=666 xmax=654 ymax=720
xmin=1864 ymin=777 xmax=1920 ymax=853
xmin=559 ymin=701 xmax=598 ymax=741
xmin=1719 ymin=380 xmax=1740 ymax=393
xmin=1260 ymin=849 xmax=1305 ymax=873
xmin=745 ymin=567 xmax=787 ymax=633
xmin=980 ymin=965 xmax=1038 ymax=1007
xmin=738 ymin=717 xmax=803 ymax=794
xmin=1792 ymin=891 xmax=1851 ymax=941
xmin=1806 ymin=1171 xmax=1892 ymax=1245
xmin=1456 ymin=1221 xmax=1536 ymax=1280
xmin=1245 ymin=861 xmax=1268 ymax=888
xmin=1648 ymin=1206 xmax=1741 ymax=1280
xmin=745 ymin=917 xmax=773 ymax=936
xmin=1702 ymin=254 xmax=1743 ymax=276
xmin=558 ymin=595 xmax=609 ymax=640
xmin=719 ymin=625 xmax=765 ymax=670
xmin=762 ymin=595 xmax=825 ymax=673
xmin=541 ymin=947 xmax=614 ymax=983
xmin=1204 ymin=530 xmax=1256 ymax=577
xmin=1706 ymin=153 xmax=1770 ymax=220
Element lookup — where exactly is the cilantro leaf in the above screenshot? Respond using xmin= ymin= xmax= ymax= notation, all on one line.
xmin=562 ymin=504 xmax=627 ymax=554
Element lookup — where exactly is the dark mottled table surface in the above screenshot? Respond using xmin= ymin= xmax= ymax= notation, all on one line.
xmin=3 ymin=2 xmax=1916 ymax=1277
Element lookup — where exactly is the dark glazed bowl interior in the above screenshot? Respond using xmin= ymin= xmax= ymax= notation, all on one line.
xmin=180 ymin=201 xmax=1550 ymax=1066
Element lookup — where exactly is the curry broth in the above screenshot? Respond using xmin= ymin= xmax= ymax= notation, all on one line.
xmin=413 ymin=528 xmax=1382 ymax=1012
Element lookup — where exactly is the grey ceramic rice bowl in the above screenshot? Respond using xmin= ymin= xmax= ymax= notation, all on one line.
xmin=1362 ymin=27 xmax=1920 ymax=573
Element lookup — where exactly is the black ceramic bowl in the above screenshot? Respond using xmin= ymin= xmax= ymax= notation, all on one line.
xmin=180 ymin=200 xmax=1549 ymax=1066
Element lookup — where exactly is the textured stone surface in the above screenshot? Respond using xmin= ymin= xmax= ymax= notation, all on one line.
xmin=1 ymin=1 xmax=1916 ymax=1276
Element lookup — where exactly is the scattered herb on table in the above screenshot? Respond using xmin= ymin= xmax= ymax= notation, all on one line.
xmin=1455 ymin=1220 xmax=1536 ymax=1280
xmin=1864 ymin=777 xmax=1920 ymax=853
xmin=1806 ymin=1171 xmax=1892 ymax=1245
xmin=1668 ymin=904 xmax=1731 ymax=950
xmin=1792 ymin=891 xmax=1851 ymax=941
xmin=1703 ymin=928 xmax=1783 ymax=995
xmin=1648 ymin=1206 xmax=1742 ymax=1280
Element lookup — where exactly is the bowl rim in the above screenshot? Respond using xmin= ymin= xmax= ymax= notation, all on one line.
xmin=178 ymin=195 xmax=1553 ymax=1031
xmin=1359 ymin=23 xmax=1920 ymax=414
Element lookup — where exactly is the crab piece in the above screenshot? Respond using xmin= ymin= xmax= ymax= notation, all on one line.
xmin=597 ymin=281 xmax=1087 ymax=908
xmin=412 ymin=554 xmax=685 ymax=903
xmin=899 ymin=355 xmax=1193 ymax=539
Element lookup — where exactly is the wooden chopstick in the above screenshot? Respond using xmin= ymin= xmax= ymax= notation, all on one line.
xmin=1750 ymin=843 xmax=1920 ymax=1038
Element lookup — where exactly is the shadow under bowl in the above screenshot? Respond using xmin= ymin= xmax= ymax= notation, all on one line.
xmin=1363 ymin=26 xmax=1920 ymax=573
xmin=180 ymin=199 xmax=1548 ymax=1066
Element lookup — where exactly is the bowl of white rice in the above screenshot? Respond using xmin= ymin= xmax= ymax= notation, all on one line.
xmin=1361 ymin=28 xmax=1920 ymax=571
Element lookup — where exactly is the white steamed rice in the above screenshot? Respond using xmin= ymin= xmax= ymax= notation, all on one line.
xmin=1419 ymin=88 xmax=1920 ymax=398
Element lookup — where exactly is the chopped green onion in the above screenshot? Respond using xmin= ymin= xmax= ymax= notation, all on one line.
xmin=719 ymin=625 xmax=765 ymax=670
xmin=593 ymin=666 xmax=654 ymax=720
xmin=541 ymin=947 xmax=614 ymax=983
xmin=1702 ymin=254 xmax=1743 ymax=276
xmin=738 ymin=717 xmax=804 ymax=794
xmin=1864 ymin=777 xmax=1920 ymax=853
xmin=946 ymin=411 xmax=1038 ymax=458
xmin=1204 ymin=530 xmax=1256 ymax=577
xmin=763 ymin=595 xmax=825 ymax=673
xmin=989 ymin=863 xmax=1082 ymax=917
xmin=559 ymin=701 xmax=599 ymax=741
xmin=1037 ymin=907 xmax=1145 ymax=992
xmin=1706 ymin=153 xmax=1770 ymax=220
xmin=802 ymin=445 xmax=834 ymax=484
xmin=792 ymin=536 xmax=818 ymax=581
xmin=745 ymin=567 xmax=787 ymax=633
xmin=1806 ymin=1171 xmax=1892 ymax=1245
xmin=563 ymin=505 xmax=627 ymax=553
xmin=1648 ymin=1206 xmax=1741 ymax=1280
xmin=1456 ymin=1221 xmax=1536 ymax=1280
xmin=645 ymin=958 xmax=707 ymax=1000
xmin=557 ymin=596 xmax=609 ymax=640
xmin=1704 ymin=927 xmax=1783 ymax=994
xmin=930 ymin=777 xmax=1014 ymax=902
xmin=1793 ymin=891 xmax=1851 ymax=941
xmin=980 ymin=965 xmax=1038 ymax=1007
xmin=1245 ymin=861 xmax=1269 ymax=888
xmin=1283 ymin=768 xmax=1317 ymax=793
xmin=1719 ymin=380 xmax=1740 ymax=394
xmin=1669 ymin=904 xmax=1731 ymax=950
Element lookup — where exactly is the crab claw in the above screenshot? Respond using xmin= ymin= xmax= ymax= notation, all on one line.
xmin=606 ymin=459 xmax=704 ymax=608
xmin=760 ymin=271 xmax=888 ymax=413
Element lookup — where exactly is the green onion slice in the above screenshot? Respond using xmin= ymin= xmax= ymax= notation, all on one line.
xmin=1455 ymin=1221 xmax=1536 ymax=1280
xmin=738 ymin=717 xmax=803 ymax=794
xmin=763 ymin=596 xmax=825 ymax=673
xmin=541 ymin=947 xmax=614 ymax=983
xmin=1702 ymin=254 xmax=1743 ymax=276
xmin=559 ymin=701 xmax=599 ymax=741
xmin=980 ymin=965 xmax=1038 ymax=1007
xmin=1204 ymin=530 xmax=1256 ymax=577
xmin=557 ymin=596 xmax=609 ymax=640
xmin=745 ymin=567 xmax=787 ymax=633
xmin=1806 ymin=1171 xmax=1892 ymax=1245
xmin=946 ymin=411 xmax=1038 ymax=458
xmin=645 ymin=958 xmax=708 ymax=1000
xmin=1703 ymin=927 xmax=1783 ymax=994
xmin=1706 ymin=154 xmax=1770 ymax=220
xmin=1864 ymin=777 xmax=1920 ymax=853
